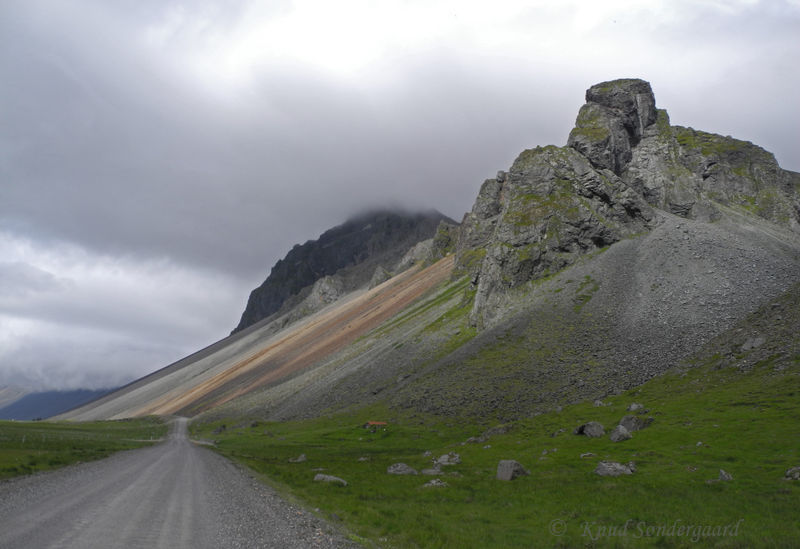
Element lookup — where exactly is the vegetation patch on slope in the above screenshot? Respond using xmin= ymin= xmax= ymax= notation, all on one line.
xmin=191 ymin=346 xmax=799 ymax=548
xmin=0 ymin=417 xmax=166 ymax=480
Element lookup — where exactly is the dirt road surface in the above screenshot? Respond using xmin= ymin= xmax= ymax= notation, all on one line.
xmin=0 ymin=418 xmax=355 ymax=548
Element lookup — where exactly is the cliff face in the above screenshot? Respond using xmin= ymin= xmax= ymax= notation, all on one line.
xmin=456 ymin=78 xmax=800 ymax=327
xmin=233 ymin=209 xmax=454 ymax=333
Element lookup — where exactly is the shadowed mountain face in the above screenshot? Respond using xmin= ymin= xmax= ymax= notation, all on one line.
xmin=233 ymin=209 xmax=454 ymax=333
xmin=60 ymin=78 xmax=800 ymax=423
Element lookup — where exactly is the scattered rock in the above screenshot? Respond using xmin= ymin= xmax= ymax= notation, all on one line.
xmin=784 ymin=467 xmax=800 ymax=480
xmin=627 ymin=403 xmax=644 ymax=412
xmin=609 ymin=424 xmax=632 ymax=442
xmin=574 ymin=421 xmax=605 ymax=437
xmin=719 ymin=469 xmax=733 ymax=482
xmin=593 ymin=399 xmax=607 ymax=407
xmin=619 ymin=415 xmax=652 ymax=432
xmin=696 ymin=441 xmax=703 ymax=447
xmin=434 ymin=452 xmax=461 ymax=466
xmin=387 ymin=463 xmax=418 ymax=475
xmin=595 ymin=461 xmax=635 ymax=476
xmin=357 ymin=456 xmax=370 ymax=462
xmin=551 ymin=428 xmax=566 ymax=438
xmin=466 ymin=424 xmax=513 ymax=444
xmin=423 ymin=478 xmax=448 ymax=488
xmin=422 ymin=450 xmax=432 ymax=457
xmin=313 ymin=474 xmax=347 ymax=486
xmin=496 ymin=460 xmax=530 ymax=481
xmin=421 ymin=467 xmax=441 ymax=476
xmin=741 ymin=336 xmax=766 ymax=351
xmin=580 ymin=452 xmax=596 ymax=459
xmin=288 ymin=453 xmax=307 ymax=463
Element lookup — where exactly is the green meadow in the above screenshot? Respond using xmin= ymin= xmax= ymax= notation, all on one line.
xmin=0 ymin=417 xmax=167 ymax=480
xmin=191 ymin=356 xmax=800 ymax=548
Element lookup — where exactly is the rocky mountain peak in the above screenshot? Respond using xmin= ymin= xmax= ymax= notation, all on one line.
xmin=568 ymin=78 xmax=657 ymax=175
xmin=456 ymin=77 xmax=799 ymax=328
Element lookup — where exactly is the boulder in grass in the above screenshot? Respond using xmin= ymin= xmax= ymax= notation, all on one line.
xmin=784 ymin=466 xmax=800 ymax=481
xmin=609 ymin=425 xmax=632 ymax=442
xmin=313 ymin=474 xmax=347 ymax=486
xmin=574 ymin=421 xmax=605 ymax=437
xmin=435 ymin=452 xmax=461 ymax=466
xmin=496 ymin=460 xmax=530 ymax=481
xmin=289 ymin=453 xmax=307 ymax=463
xmin=595 ymin=461 xmax=635 ymax=476
xmin=387 ymin=463 xmax=418 ymax=475
xmin=619 ymin=414 xmax=653 ymax=432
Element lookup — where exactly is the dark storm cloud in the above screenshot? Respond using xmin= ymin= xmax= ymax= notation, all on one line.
xmin=1 ymin=0 xmax=798 ymax=390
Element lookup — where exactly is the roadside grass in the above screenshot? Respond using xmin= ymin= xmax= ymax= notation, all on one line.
xmin=191 ymin=358 xmax=800 ymax=548
xmin=0 ymin=416 xmax=167 ymax=480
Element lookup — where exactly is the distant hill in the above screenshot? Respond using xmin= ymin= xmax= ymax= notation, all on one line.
xmin=0 ymin=389 xmax=113 ymax=420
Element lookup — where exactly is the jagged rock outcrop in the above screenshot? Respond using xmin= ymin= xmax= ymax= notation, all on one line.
xmin=568 ymin=78 xmax=657 ymax=174
xmin=457 ymin=144 xmax=653 ymax=326
xmin=457 ymin=77 xmax=800 ymax=327
xmin=368 ymin=266 xmax=393 ymax=289
xmin=234 ymin=209 xmax=454 ymax=333
xmin=624 ymin=111 xmax=800 ymax=228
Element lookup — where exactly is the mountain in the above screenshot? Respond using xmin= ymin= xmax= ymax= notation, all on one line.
xmin=233 ymin=209 xmax=455 ymax=333
xmin=0 ymin=386 xmax=28 ymax=410
xmin=58 ymin=78 xmax=799 ymax=423
xmin=0 ymin=388 xmax=112 ymax=420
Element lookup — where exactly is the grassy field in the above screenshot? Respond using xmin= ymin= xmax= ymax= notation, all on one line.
xmin=0 ymin=417 xmax=167 ymax=480
xmin=191 ymin=356 xmax=800 ymax=548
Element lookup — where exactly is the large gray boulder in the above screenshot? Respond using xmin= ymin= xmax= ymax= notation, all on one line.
xmin=619 ymin=415 xmax=653 ymax=432
xmin=595 ymin=461 xmax=636 ymax=476
xmin=496 ymin=460 xmax=530 ymax=481
xmin=387 ymin=463 xmax=418 ymax=475
xmin=609 ymin=424 xmax=632 ymax=442
xmin=574 ymin=421 xmax=606 ymax=438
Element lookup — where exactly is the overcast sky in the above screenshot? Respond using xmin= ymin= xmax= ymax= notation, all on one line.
xmin=1 ymin=0 xmax=798 ymax=391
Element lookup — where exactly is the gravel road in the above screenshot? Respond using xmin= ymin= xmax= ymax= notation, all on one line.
xmin=0 ymin=418 xmax=356 ymax=548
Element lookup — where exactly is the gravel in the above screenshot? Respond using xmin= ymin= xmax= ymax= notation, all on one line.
xmin=0 ymin=418 xmax=357 ymax=549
